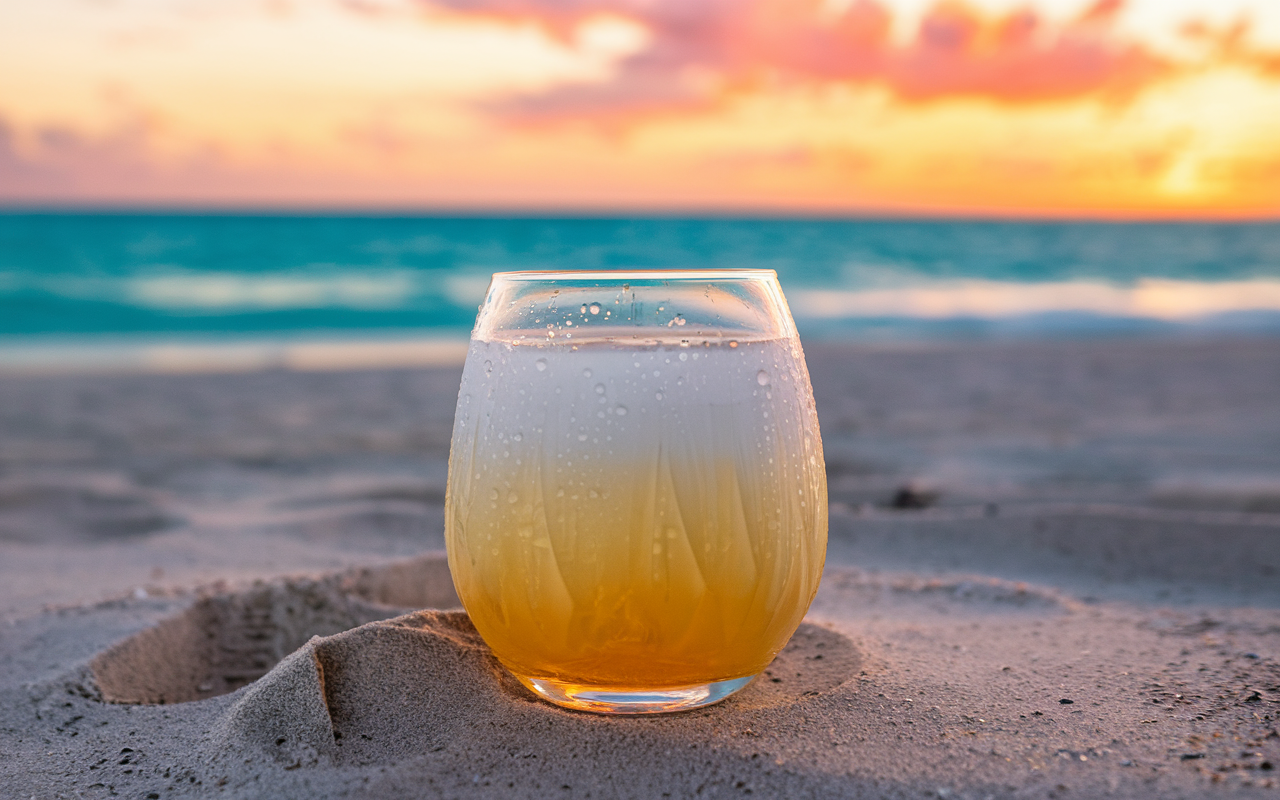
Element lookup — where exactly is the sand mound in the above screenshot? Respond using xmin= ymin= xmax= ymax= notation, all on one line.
xmin=205 ymin=608 xmax=863 ymax=769
xmin=92 ymin=553 xmax=460 ymax=704
xmin=89 ymin=551 xmax=864 ymax=767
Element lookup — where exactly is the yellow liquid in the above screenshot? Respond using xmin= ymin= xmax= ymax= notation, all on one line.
xmin=445 ymin=336 xmax=826 ymax=689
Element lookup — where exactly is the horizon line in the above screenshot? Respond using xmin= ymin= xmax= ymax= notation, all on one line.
xmin=2 ymin=203 xmax=1278 ymax=225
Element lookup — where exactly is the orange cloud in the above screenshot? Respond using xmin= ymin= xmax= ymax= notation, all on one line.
xmin=1181 ymin=15 xmax=1280 ymax=77
xmin=430 ymin=0 xmax=1176 ymax=124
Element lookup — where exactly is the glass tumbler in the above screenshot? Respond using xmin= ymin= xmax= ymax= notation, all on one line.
xmin=444 ymin=270 xmax=827 ymax=714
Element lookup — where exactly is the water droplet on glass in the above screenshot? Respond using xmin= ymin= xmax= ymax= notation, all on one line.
xmin=583 ymin=368 xmax=593 ymax=378
xmin=489 ymin=489 xmax=499 ymax=500
xmin=729 ymin=340 xmax=738 ymax=348
xmin=580 ymin=304 xmax=587 ymax=313
xmin=588 ymin=302 xmax=601 ymax=315
xmin=484 ymin=360 xmax=493 ymax=374
xmin=655 ymin=391 xmax=664 ymax=401
xmin=674 ymin=316 xmax=686 ymax=326
xmin=507 ymin=491 xmax=519 ymax=504
xmin=615 ymin=405 xmax=628 ymax=416
xmin=757 ymin=369 xmax=771 ymax=386
xmin=535 ymin=358 xmax=547 ymax=372
xmin=594 ymin=383 xmax=606 ymax=395
xmin=679 ymin=352 xmax=688 ymax=362
xmin=512 ymin=432 xmax=523 ymax=442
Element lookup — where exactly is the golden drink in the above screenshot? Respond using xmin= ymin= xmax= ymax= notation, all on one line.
xmin=445 ymin=334 xmax=827 ymax=699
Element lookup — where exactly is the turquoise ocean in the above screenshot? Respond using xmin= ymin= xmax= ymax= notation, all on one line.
xmin=2 ymin=212 xmax=1279 ymax=369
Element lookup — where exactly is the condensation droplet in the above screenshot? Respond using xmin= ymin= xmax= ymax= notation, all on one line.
xmin=594 ymin=383 xmax=606 ymax=395
xmin=757 ymin=369 xmax=771 ymax=386
xmin=729 ymin=341 xmax=738 ymax=348
xmin=489 ymin=489 xmax=499 ymax=500
xmin=535 ymin=358 xmax=547 ymax=372
xmin=580 ymin=304 xmax=587 ymax=313
xmin=507 ymin=491 xmax=519 ymax=504
xmin=484 ymin=360 xmax=493 ymax=374
xmin=578 ymin=433 xmax=588 ymax=441
xmin=512 ymin=432 xmax=523 ymax=442
xmin=615 ymin=405 xmax=628 ymax=416
xmin=679 ymin=352 xmax=688 ymax=362
xmin=583 ymin=368 xmax=593 ymax=378
xmin=588 ymin=302 xmax=601 ymax=315
xmin=655 ymin=391 xmax=664 ymax=401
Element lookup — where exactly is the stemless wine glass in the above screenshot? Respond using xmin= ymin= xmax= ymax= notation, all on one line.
xmin=444 ymin=270 xmax=827 ymax=714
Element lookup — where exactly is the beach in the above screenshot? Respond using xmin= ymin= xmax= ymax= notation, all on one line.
xmin=2 ymin=337 xmax=1279 ymax=798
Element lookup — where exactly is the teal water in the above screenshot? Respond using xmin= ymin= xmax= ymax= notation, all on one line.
xmin=2 ymin=212 xmax=1279 ymax=341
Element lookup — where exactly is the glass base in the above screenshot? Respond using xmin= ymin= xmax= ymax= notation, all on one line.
xmin=518 ymin=674 xmax=756 ymax=715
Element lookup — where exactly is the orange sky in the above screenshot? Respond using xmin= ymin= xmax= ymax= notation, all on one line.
xmin=1 ymin=0 xmax=1279 ymax=216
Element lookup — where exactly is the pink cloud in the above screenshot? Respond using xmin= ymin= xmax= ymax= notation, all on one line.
xmin=424 ymin=0 xmax=1176 ymax=124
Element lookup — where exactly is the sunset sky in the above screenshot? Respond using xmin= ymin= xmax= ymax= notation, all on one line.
xmin=2 ymin=0 xmax=1279 ymax=216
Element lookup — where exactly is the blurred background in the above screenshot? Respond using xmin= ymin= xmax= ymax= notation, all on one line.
xmin=1 ymin=0 xmax=1279 ymax=367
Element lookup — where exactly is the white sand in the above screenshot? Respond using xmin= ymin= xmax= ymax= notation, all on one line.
xmin=1 ymin=338 xmax=1278 ymax=798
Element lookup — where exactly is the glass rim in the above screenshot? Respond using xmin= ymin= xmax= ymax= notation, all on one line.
xmin=490 ymin=269 xmax=778 ymax=282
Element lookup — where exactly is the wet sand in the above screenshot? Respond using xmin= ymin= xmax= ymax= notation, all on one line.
xmin=1 ymin=338 xmax=1278 ymax=798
